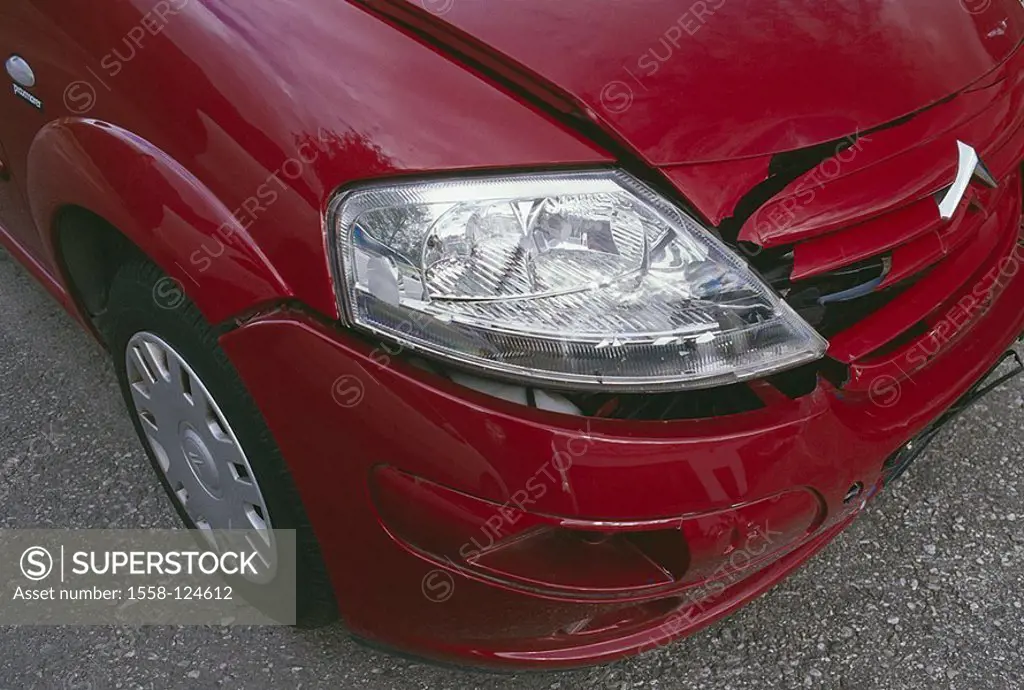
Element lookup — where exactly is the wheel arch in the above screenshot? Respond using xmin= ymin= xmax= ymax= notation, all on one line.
xmin=27 ymin=118 xmax=293 ymax=329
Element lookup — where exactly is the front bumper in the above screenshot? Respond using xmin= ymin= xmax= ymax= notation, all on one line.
xmin=219 ymin=222 xmax=1024 ymax=669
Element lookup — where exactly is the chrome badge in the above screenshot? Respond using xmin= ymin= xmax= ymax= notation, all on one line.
xmin=5 ymin=55 xmax=35 ymax=88
xmin=937 ymin=141 xmax=998 ymax=220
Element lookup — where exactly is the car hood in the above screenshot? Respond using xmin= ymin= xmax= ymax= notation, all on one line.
xmin=381 ymin=0 xmax=1024 ymax=165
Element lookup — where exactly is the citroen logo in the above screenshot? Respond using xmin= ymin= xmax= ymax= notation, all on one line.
xmin=937 ymin=141 xmax=998 ymax=220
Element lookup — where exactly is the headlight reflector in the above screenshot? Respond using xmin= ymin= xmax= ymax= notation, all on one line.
xmin=330 ymin=171 xmax=826 ymax=391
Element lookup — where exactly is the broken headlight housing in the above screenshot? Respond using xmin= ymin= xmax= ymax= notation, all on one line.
xmin=328 ymin=170 xmax=827 ymax=391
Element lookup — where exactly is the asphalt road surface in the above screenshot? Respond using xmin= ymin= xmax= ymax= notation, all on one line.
xmin=1 ymin=246 xmax=1022 ymax=690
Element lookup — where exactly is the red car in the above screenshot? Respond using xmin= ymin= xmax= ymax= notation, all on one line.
xmin=2 ymin=0 xmax=1023 ymax=669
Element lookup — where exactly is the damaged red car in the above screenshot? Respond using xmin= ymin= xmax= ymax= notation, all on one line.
xmin=1 ymin=0 xmax=1023 ymax=669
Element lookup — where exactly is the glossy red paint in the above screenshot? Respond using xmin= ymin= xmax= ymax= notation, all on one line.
xmin=371 ymin=465 xmax=824 ymax=597
xmin=660 ymin=156 xmax=772 ymax=227
xmin=365 ymin=0 xmax=1024 ymax=164
xmin=1 ymin=0 xmax=1023 ymax=671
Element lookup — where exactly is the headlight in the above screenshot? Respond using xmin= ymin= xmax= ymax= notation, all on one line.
xmin=328 ymin=170 xmax=827 ymax=392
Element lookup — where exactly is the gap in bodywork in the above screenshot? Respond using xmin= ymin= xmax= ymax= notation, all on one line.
xmin=562 ymin=383 xmax=766 ymax=421
xmin=781 ymin=257 xmax=890 ymax=329
xmin=765 ymin=362 xmax=822 ymax=400
xmin=716 ymin=107 xmax=930 ymax=265
xmin=716 ymin=135 xmax=861 ymax=258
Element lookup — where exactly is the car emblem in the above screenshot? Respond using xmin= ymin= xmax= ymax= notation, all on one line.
xmin=937 ymin=141 xmax=998 ymax=220
xmin=5 ymin=55 xmax=35 ymax=88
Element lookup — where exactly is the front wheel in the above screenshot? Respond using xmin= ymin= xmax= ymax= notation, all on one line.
xmin=101 ymin=257 xmax=337 ymax=627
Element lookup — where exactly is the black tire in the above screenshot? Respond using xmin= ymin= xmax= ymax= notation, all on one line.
xmin=99 ymin=256 xmax=337 ymax=627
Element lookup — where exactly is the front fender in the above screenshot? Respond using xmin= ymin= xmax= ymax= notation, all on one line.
xmin=26 ymin=118 xmax=292 ymax=325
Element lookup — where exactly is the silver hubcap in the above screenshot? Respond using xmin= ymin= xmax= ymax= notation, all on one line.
xmin=125 ymin=332 xmax=276 ymax=576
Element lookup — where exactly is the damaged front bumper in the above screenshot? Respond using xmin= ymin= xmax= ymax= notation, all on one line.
xmin=214 ymin=211 xmax=1024 ymax=668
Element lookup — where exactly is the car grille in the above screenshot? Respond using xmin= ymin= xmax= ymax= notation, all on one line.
xmin=739 ymin=48 xmax=1024 ymax=393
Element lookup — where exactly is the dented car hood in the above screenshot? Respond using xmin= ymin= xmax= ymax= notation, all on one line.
xmin=384 ymin=0 xmax=1024 ymax=165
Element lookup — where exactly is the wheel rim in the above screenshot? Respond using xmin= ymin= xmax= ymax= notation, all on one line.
xmin=125 ymin=331 xmax=276 ymax=576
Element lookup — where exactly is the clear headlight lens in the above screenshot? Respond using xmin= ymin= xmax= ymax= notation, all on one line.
xmin=329 ymin=170 xmax=827 ymax=391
